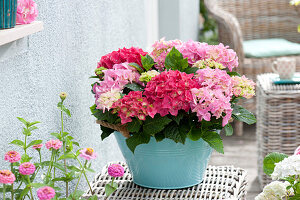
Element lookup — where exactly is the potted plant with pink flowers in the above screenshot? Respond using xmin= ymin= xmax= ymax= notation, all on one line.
xmin=90 ymin=39 xmax=256 ymax=189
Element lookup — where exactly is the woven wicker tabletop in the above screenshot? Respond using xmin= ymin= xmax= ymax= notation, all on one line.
xmin=83 ymin=162 xmax=247 ymax=200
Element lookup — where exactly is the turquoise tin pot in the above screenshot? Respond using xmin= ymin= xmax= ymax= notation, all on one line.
xmin=114 ymin=131 xmax=213 ymax=189
xmin=0 ymin=0 xmax=17 ymax=29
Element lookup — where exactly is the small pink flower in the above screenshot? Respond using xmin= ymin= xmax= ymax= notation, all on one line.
xmin=37 ymin=186 xmax=56 ymax=200
xmin=4 ymin=151 xmax=21 ymax=163
xmin=294 ymin=146 xmax=300 ymax=155
xmin=16 ymin=0 xmax=38 ymax=25
xmin=108 ymin=164 xmax=124 ymax=177
xmin=19 ymin=162 xmax=36 ymax=175
xmin=0 ymin=170 xmax=15 ymax=184
xmin=33 ymin=143 xmax=43 ymax=150
xmin=79 ymin=148 xmax=97 ymax=160
xmin=45 ymin=140 xmax=63 ymax=150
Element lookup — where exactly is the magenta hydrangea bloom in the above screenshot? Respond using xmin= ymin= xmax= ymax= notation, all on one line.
xmin=37 ymin=186 xmax=56 ymax=200
xmin=19 ymin=162 xmax=36 ymax=175
xmin=144 ymin=70 xmax=199 ymax=117
xmin=0 ymin=170 xmax=15 ymax=184
xmin=4 ymin=151 xmax=21 ymax=163
xmin=112 ymin=91 xmax=157 ymax=124
xmin=32 ymin=143 xmax=43 ymax=149
xmin=108 ymin=164 xmax=124 ymax=178
xmin=295 ymin=146 xmax=300 ymax=155
xmin=79 ymin=148 xmax=97 ymax=160
xmin=16 ymin=0 xmax=38 ymax=25
xmin=45 ymin=139 xmax=63 ymax=150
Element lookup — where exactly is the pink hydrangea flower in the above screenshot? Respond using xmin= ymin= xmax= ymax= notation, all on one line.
xmin=37 ymin=186 xmax=56 ymax=200
xmin=108 ymin=164 xmax=124 ymax=177
xmin=4 ymin=151 xmax=21 ymax=163
xmin=150 ymin=38 xmax=183 ymax=70
xmin=16 ymin=0 xmax=38 ymax=25
xmin=45 ymin=140 xmax=63 ymax=150
xmin=79 ymin=148 xmax=97 ymax=160
xmin=0 ymin=170 xmax=15 ymax=184
xmin=19 ymin=162 xmax=36 ymax=175
xmin=32 ymin=143 xmax=43 ymax=150
xmin=97 ymin=47 xmax=147 ymax=70
xmin=205 ymin=43 xmax=238 ymax=71
xmin=294 ymin=146 xmax=300 ymax=155
xmin=191 ymin=68 xmax=233 ymax=126
xmin=144 ymin=70 xmax=199 ymax=117
xmin=112 ymin=91 xmax=156 ymax=124
xmin=232 ymin=75 xmax=255 ymax=99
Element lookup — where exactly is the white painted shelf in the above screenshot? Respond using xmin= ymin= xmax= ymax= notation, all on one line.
xmin=0 ymin=21 xmax=43 ymax=46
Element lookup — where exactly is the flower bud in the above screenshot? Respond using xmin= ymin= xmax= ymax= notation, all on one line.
xmin=59 ymin=92 xmax=67 ymax=101
xmin=95 ymin=67 xmax=107 ymax=75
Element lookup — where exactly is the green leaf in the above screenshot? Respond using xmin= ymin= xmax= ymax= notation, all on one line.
xmin=125 ymin=83 xmax=143 ymax=91
xmin=128 ymin=63 xmax=144 ymax=73
xmin=10 ymin=139 xmax=25 ymax=148
xmin=62 ymin=132 xmax=69 ymax=137
xmin=126 ymin=118 xmax=141 ymax=133
xmin=19 ymin=186 xmax=30 ymax=199
xmin=53 ymin=162 xmax=66 ymax=172
xmin=90 ymin=105 xmax=118 ymax=123
xmin=57 ymin=102 xmax=71 ymax=117
xmin=105 ymin=182 xmax=118 ymax=197
xmin=29 ymin=121 xmax=41 ymax=127
xmin=184 ymin=67 xmax=199 ymax=74
xmin=224 ymin=123 xmax=233 ymax=136
xmin=51 ymin=132 xmax=61 ymax=140
xmin=170 ymin=112 xmax=184 ymax=125
xmin=227 ymin=71 xmax=241 ymax=77
xmin=67 ymin=166 xmax=82 ymax=172
xmin=141 ymin=54 xmax=155 ymax=71
xmin=70 ymin=190 xmax=85 ymax=198
xmin=17 ymin=117 xmax=29 ymax=126
xmin=26 ymin=140 xmax=42 ymax=149
xmin=143 ymin=115 xmax=172 ymax=135
xmin=202 ymin=131 xmax=224 ymax=154
xmin=187 ymin=126 xmax=202 ymax=141
xmin=85 ymin=168 xmax=96 ymax=173
xmin=263 ymin=152 xmax=288 ymax=176
xmin=22 ymin=128 xmax=31 ymax=136
xmin=165 ymin=47 xmax=189 ymax=72
xmin=289 ymin=194 xmax=300 ymax=200
xmin=126 ymin=132 xmax=150 ymax=153
xmin=28 ymin=126 xmax=38 ymax=131
xmin=232 ymin=105 xmax=256 ymax=125
xmin=164 ymin=122 xmax=186 ymax=143
xmin=154 ymin=132 xmax=165 ymax=142
xmin=88 ymin=195 xmax=98 ymax=200
xmin=29 ymin=183 xmax=48 ymax=188
xmin=101 ymin=126 xmax=114 ymax=140
xmin=58 ymin=152 xmax=76 ymax=160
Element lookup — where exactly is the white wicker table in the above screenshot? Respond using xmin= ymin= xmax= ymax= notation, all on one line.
xmin=83 ymin=162 xmax=247 ymax=200
xmin=257 ymin=73 xmax=300 ymax=188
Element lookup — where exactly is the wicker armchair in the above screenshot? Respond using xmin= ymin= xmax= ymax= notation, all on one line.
xmin=204 ymin=0 xmax=300 ymax=135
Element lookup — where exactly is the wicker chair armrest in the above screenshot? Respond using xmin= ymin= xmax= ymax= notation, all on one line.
xmin=204 ymin=0 xmax=245 ymax=73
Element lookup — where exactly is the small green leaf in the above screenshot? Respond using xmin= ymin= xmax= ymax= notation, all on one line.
xmin=232 ymin=105 xmax=256 ymax=125
xmin=67 ymin=166 xmax=81 ymax=172
xmin=126 ymin=118 xmax=141 ymax=133
xmin=52 ymin=162 xmax=66 ymax=172
xmin=57 ymin=102 xmax=71 ymax=117
xmin=19 ymin=186 xmax=30 ymax=199
xmin=26 ymin=140 xmax=42 ymax=149
xmin=88 ymin=195 xmax=98 ymax=200
xmin=62 ymin=132 xmax=69 ymax=137
xmin=10 ymin=139 xmax=25 ymax=148
xmin=126 ymin=132 xmax=150 ymax=153
xmin=125 ymin=83 xmax=143 ymax=91
xmin=184 ymin=67 xmax=199 ymax=74
xmin=28 ymin=121 xmax=41 ymax=127
xmin=187 ymin=126 xmax=202 ymax=141
xmin=17 ymin=117 xmax=29 ymax=126
xmin=263 ymin=152 xmax=288 ymax=176
xmin=51 ymin=132 xmax=61 ymax=140
xmin=224 ymin=123 xmax=233 ymax=136
xmin=227 ymin=71 xmax=241 ymax=77
xmin=128 ymin=63 xmax=144 ymax=73
xmin=105 ymin=182 xmax=118 ymax=197
xmin=165 ymin=47 xmax=189 ymax=72
xmin=141 ymin=54 xmax=155 ymax=71
xmin=29 ymin=183 xmax=48 ymax=188
xmin=202 ymin=131 xmax=224 ymax=154
xmin=85 ymin=168 xmax=96 ymax=173
xmin=73 ymin=141 xmax=79 ymax=146
xmin=58 ymin=152 xmax=76 ymax=160
xmin=101 ymin=126 xmax=114 ymax=140
xmin=143 ymin=115 xmax=172 ymax=135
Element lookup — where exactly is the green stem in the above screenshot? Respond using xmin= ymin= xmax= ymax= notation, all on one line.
xmin=24 ymin=135 xmax=27 ymax=155
xmin=111 ymin=177 xmax=115 ymax=187
xmin=76 ymin=158 xmax=93 ymax=194
xmin=27 ymin=176 xmax=34 ymax=200
xmin=39 ymin=151 xmax=42 ymax=165
xmin=3 ymin=184 xmax=6 ymax=200
xmin=10 ymin=164 xmax=14 ymax=200
xmin=16 ymin=182 xmax=22 ymax=190
xmin=61 ymin=100 xmax=69 ymax=197
xmin=46 ymin=150 xmax=54 ymax=178
xmin=74 ymin=173 xmax=83 ymax=193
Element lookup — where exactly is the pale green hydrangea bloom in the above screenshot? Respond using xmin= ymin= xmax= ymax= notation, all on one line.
xmin=192 ymin=59 xmax=226 ymax=70
xmin=139 ymin=70 xmax=160 ymax=82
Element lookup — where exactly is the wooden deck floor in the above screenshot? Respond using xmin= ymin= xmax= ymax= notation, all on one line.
xmin=209 ymin=124 xmax=261 ymax=199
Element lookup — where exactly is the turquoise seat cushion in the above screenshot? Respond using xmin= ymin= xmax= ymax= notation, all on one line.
xmin=243 ymin=38 xmax=300 ymax=58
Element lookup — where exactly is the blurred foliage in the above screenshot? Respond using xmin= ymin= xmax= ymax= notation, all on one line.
xmin=199 ymin=0 xmax=219 ymax=44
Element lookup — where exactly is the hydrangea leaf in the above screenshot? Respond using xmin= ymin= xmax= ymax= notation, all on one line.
xmin=143 ymin=116 xmax=172 ymax=136
xmin=125 ymin=83 xmax=143 ymax=91
xmin=202 ymin=131 xmax=224 ymax=154
xmin=126 ymin=118 xmax=141 ymax=133
xmin=141 ymin=54 xmax=155 ymax=71
xmin=126 ymin=132 xmax=150 ymax=153
xmin=263 ymin=152 xmax=288 ymax=176
xmin=224 ymin=123 xmax=233 ymax=136
xmin=232 ymin=105 xmax=256 ymax=125
xmin=227 ymin=71 xmax=241 ymax=77
xmin=128 ymin=63 xmax=144 ymax=73
xmin=165 ymin=47 xmax=189 ymax=72
xmin=184 ymin=67 xmax=199 ymax=74
xmin=90 ymin=105 xmax=118 ymax=123
xmin=100 ymin=126 xmax=114 ymax=140
xmin=154 ymin=132 xmax=165 ymax=142
xmin=164 ymin=122 xmax=186 ymax=144
xmin=187 ymin=126 xmax=202 ymax=141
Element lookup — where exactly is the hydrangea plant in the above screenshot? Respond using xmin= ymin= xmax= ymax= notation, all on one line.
xmin=91 ymin=39 xmax=256 ymax=154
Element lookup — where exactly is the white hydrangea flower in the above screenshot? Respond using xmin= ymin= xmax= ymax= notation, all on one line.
xmin=255 ymin=192 xmax=268 ymax=200
xmin=263 ymin=181 xmax=289 ymax=199
xmin=271 ymin=155 xmax=300 ymax=180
